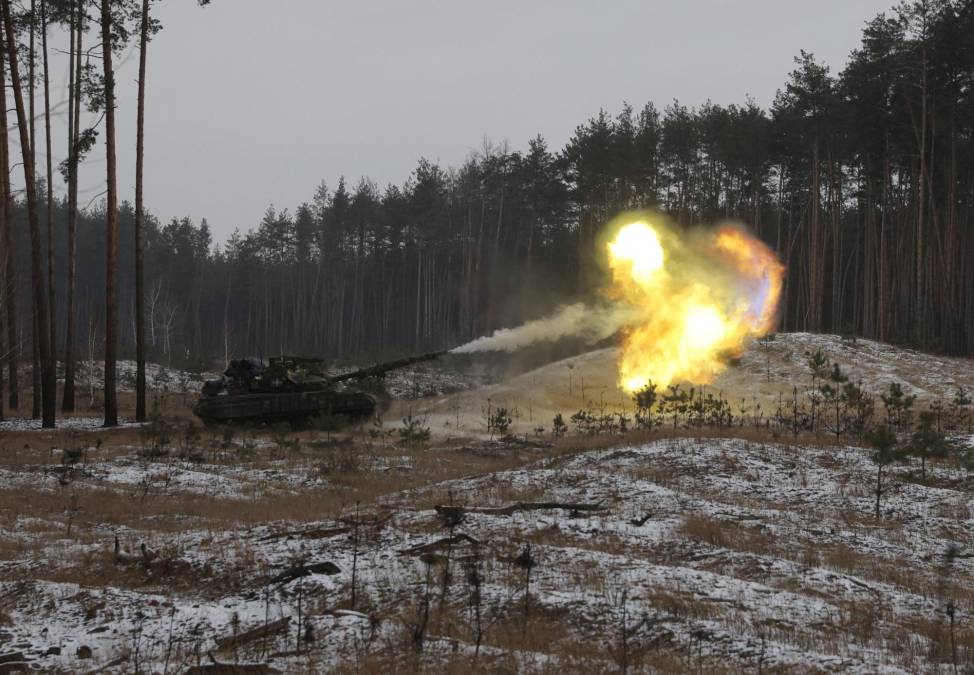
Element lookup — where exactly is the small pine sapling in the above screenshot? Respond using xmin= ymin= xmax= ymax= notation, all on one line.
xmin=758 ymin=333 xmax=776 ymax=382
xmin=807 ymin=348 xmax=829 ymax=383
xmin=807 ymin=349 xmax=829 ymax=432
xmin=514 ymin=544 xmax=536 ymax=621
xmin=841 ymin=380 xmax=874 ymax=439
xmin=552 ymin=412 xmax=567 ymax=437
xmin=865 ymin=424 xmax=904 ymax=519
xmin=570 ymin=408 xmax=597 ymax=435
xmin=399 ymin=412 xmax=431 ymax=447
xmin=950 ymin=387 xmax=972 ymax=433
xmin=908 ymin=410 xmax=950 ymax=479
xmin=488 ymin=406 xmax=514 ymax=436
xmin=633 ymin=381 xmax=657 ymax=430
xmin=881 ymin=382 xmax=916 ymax=431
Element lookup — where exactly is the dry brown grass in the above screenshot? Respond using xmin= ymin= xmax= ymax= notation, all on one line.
xmin=341 ymin=595 xmax=736 ymax=675
xmin=679 ymin=514 xmax=778 ymax=562
xmin=681 ymin=514 xmax=734 ymax=548
xmin=546 ymin=424 xmax=853 ymax=456
xmin=3 ymin=381 xmax=971 ymax=673
xmin=677 ymin=513 xmax=974 ymax=612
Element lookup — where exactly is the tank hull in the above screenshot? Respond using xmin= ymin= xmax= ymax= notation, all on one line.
xmin=193 ymin=389 xmax=376 ymax=425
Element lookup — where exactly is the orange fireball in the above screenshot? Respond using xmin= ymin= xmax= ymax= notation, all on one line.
xmin=603 ymin=213 xmax=783 ymax=392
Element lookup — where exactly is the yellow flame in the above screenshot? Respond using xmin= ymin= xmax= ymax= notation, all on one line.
xmin=607 ymin=221 xmax=664 ymax=285
xmin=604 ymin=212 xmax=784 ymax=393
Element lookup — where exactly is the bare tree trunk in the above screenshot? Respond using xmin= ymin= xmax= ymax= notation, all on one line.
xmin=62 ymin=0 xmax=82 ymax=412
xmin=29 ymin=0 xmax=40 ymax=420
xmin=100 ymin=0 xmax=118 ymax=427
xmin=41 ymin=0 xmax=55 ymax=364
xmin=915 ymin=28 xmax=928 ymax=341
xmin=134 ymin=0 xmax=149 ymax=421
xmin=0 ymin=252 xmax=3 ymax=421
xmin=0 ymin=38 xmax=16 ymax=410
xmin=2 ymin=0 xmax=55 ymax=427
xmin=31 ymin=324 xmax=39 ymax=418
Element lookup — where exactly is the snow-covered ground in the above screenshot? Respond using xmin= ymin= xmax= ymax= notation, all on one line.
xmin=0 ymin=455 xmax=330 ymax=500
xmin=0 ymin=416 xmax=145 ymax=432
xmin=64 ymin=360 xmax=221 ymax=394
xmin=1 ymin=436 xmax=970 ymax=672
xmin=415 ymin=332 xmax=974 ymax=437
xmin=2 ymin=334 xmax=973 ymax=672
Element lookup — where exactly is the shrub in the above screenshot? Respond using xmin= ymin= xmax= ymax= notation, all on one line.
xmin=488 ymin=407 xmax=514 ymax=436
xmin=552 ymin=413 xmax=567 ymax=437
xmin=399 ymin=413 xmax=431 ymax=447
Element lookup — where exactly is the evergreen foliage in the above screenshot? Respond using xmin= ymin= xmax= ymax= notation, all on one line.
xmin=2 ymin=0 xmax=973 ymax=372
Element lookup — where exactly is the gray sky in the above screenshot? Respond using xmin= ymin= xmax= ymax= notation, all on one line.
xmin=58 ymin=0 xmax=894 ymax=242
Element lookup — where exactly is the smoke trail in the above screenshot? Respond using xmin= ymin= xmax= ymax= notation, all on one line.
xmin=451 ymin=303 xmax=634 ymax=354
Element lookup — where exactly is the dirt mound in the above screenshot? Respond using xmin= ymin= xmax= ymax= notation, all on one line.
xmin=409 ymin=333 xmax=974 ymax=436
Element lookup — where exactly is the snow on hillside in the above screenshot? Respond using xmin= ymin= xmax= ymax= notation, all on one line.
xmin=1 ymin=436 xmax=970 ymax=672
xmin=0 ymin=416 xmax=144 ymax=432
xmin=64 ymin=360 xmax=221 ymax=394
xmin=415 ymin=332 xmax=974 ymax=436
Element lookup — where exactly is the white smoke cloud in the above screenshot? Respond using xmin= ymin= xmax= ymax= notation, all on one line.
xmin=451 ymin=303 xmax=635 ymax=353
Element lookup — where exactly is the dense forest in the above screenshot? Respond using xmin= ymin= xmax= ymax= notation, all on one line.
xmin=1 ymin=0 xmax=973 ymax=426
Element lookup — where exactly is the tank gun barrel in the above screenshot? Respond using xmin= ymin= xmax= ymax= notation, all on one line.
xmin=329 ymin=350 xmax=448 ymax=383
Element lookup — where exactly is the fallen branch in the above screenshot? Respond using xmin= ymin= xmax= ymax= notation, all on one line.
xmin=337 ymin=511 xmax=394 ymax=529
xmin=259 ymin=525 xmax=351 ymax=543
xmin=320 ymin=608 xmax=371 ymax=620
xmin=399 ymin=533 xmax=481 ymax=557
xmin=186 ymin=664 xmax=280 ymax=674
xmin=268 ymin=561 xmax=340 ymax=586
xmin=435 ymin=502 xmax=606 ymax=519
xmin=215 ymin=616 xmax=291 ymax=651
xmin=80 ymin=657 xmax=125 ymax=675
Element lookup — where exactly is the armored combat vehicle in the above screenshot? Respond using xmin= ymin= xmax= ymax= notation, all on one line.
xmin=193 ymin=352 xmax=447 ymax=425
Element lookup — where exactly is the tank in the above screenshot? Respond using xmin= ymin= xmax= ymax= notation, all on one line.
xmin=192 ymin=351 xmax=447 ymax=425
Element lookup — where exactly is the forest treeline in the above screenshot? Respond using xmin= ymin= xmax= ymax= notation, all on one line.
xmin=1 ymin=0 xmax=973 ymax=427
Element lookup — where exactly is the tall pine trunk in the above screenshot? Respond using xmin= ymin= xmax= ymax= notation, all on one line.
xmin=0 ymin=37 xmax=17 ymax=410
xmin=29 ymin=0 xmax=40 ymax=420
xmin=2 ymin=0 xmax=55 ymax=427
xmin=101 ymin=0 xmax=119 ymax=427
xmin=134 ymin=0 xmax=149 ymax=421
xmin=63 ymin=0 xmax=82 ymax=412
xmin=41 ymin=0 xmax=55 ymax=366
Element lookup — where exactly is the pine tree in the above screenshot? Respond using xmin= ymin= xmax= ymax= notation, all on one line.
xmin=100 ymin=0 xmax=119 ymax=426
xmin=865 ymin=424 xmax=903 ymax=519
xmin=2 ymin=0 xmax=56 ymax=428
xmin=908 ymin=410 xmax=949 ymax=479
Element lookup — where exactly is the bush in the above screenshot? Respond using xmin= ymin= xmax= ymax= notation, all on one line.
xmin=399 ymin=413 xmax=431 ymax=447
xmin=552 ymin=413 xmax=567 ymax=437
xmin=488 ymin=407 xmax=513 ymax=435
xmin=138 ymin=402 xmax=172 ymax=459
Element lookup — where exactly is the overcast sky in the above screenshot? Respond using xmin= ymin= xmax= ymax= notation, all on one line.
xmin=54 ymin=0 xmax=895 ymax=242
